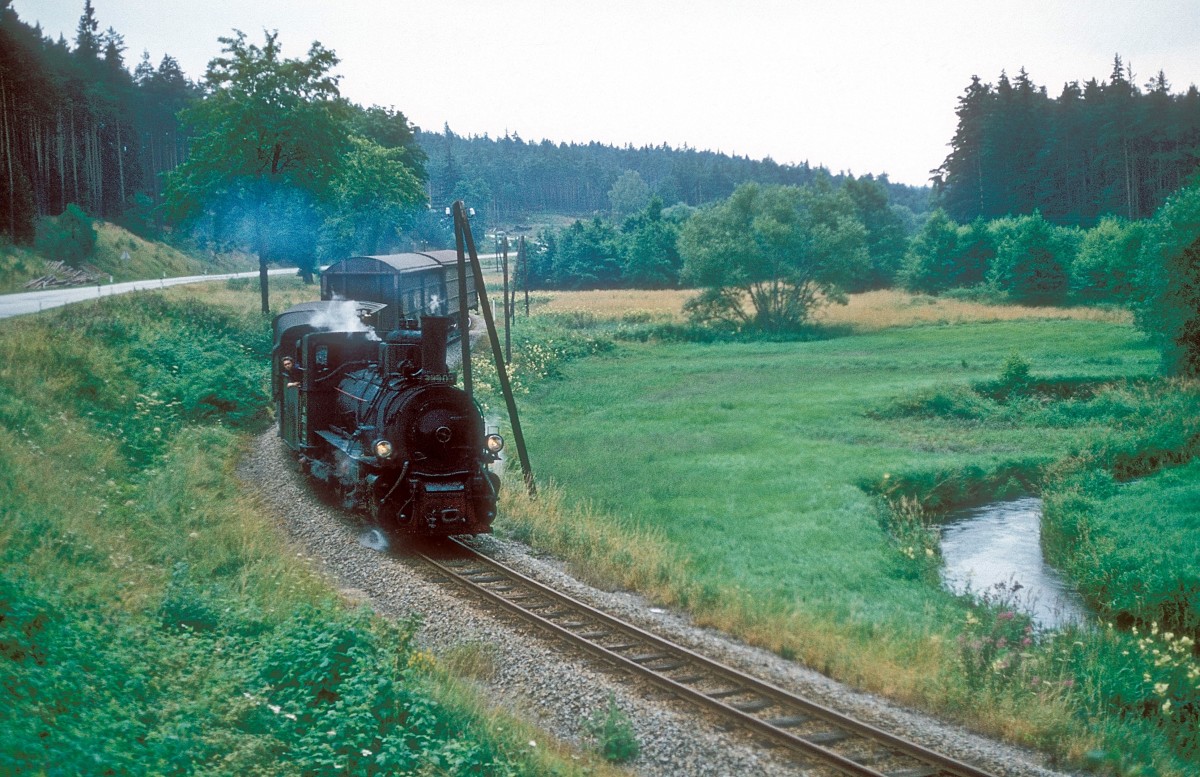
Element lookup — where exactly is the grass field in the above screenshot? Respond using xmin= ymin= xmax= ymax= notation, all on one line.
xmin=487 ymin=288 xmax=1199 ymax=774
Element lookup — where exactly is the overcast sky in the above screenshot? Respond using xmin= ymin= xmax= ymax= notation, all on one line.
xmin=14 ymin=1 xmax=1200 ymax=187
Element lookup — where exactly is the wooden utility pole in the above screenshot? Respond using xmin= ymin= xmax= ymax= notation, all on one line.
xmin=520 ymin=236 xmax=530 ymax=317
xmin=501 ymin=235 xmax=511 ymax=364
xmin=452 ymin=201 xmax=536 ymax=496
xmin=453 ymin=203 xmax=472 ymax=396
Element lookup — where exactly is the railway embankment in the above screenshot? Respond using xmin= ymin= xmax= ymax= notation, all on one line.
xmin=0 ymin=284 xmax=610 ymax=775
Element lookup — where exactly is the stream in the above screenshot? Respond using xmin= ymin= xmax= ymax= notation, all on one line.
xmin=939 ymin=496 xmax=1090 ymax=629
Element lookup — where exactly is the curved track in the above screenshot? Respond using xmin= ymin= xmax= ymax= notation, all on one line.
xmin=419 ymin=537 xmax=999 ymax=777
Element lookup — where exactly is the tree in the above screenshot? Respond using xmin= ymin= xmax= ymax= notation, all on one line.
xmin=1135 ymin=183 xmax=1200 ymax=377
xmin=953 ymin=217 xmax=996 ymax=288
xmin=678 ymin=182 xmax=868 ymax=332
xmin=1071 ymin=216 xmax=1144 ymax=302
xmin=550 ymin=217 xmax=622 ymax=289
xmin=987 ymin=212 xmax=1079 ymax=305
xmin=348 ymin=104 xmax=427 ymax=180
xmin=900 ymin=209 xmax=960 ymax=294
xmin=608 ymin=169 xmax=650 ymax=221
xmin=620 ymin=196 xmax=682 ymax=288
xmin=318 ymin=135 xmax=426 ymax=259
xmin=842 ymin=174 xmax=908 ymax=290
xmin=74 ymin=0 xmax=100 ymax=61
xmin=163 ymin=30 xmax=348 ymax=312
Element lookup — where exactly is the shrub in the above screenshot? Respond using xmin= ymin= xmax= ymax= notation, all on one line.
xmin=585 ymin=695 xmax=639 ymax=764
xmin=34 ymin=204 xmax=97 ymax=267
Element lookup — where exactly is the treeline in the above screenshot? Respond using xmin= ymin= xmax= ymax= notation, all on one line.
xmin=0 ymin=0 xmax=195 ymax=240
xmin=905 ymin=196 xmax=1200 ymax=375
xmin=527 ymin=174 xmax=910 ymax=294
xmin=419 ymin=126 xmax=931 ymax=222
xmin=935 ymin=57 xmax=1200 ymax=226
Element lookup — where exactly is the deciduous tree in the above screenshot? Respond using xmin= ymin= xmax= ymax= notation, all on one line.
xmin=163 ymin=30 xmax=348 ymax=312
xmin=678 ymin=182 xmax=868 ymax=332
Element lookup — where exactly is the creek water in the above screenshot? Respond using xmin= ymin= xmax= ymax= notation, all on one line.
xmin=939 ymin=496 xmax=1090 ymax=630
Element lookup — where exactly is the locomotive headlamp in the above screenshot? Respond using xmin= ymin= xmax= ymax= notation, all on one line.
xmin=373 ymin=439 xmax=394 ymax=459
xmin=485 ymin=434 xmax=505 ymax=454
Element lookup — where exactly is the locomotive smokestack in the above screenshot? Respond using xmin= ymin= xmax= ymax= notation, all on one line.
xmin=420 ymin=315 xmax=452 ymax=378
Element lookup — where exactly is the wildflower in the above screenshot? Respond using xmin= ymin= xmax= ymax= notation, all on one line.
xmin=1162 ymin=699 xmax=1172 ymax=714
xmin=1154 ymin=682 xmax=1170 ymax=696
xmin=528 ymin=740 xmax=537 ymax=748
xmin=998 ymin=611 xmax=1015 ymax=622
xmin=361 ymin=749 xmax=372 ymax=757
xmin=269 ymin=704 xmax=281 ymax=714
xmin=284 ymin=713 xmax=297 ymax=721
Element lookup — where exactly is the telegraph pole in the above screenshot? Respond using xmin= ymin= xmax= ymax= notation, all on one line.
xmin=452 ymin=202 xmax=536 ymax=496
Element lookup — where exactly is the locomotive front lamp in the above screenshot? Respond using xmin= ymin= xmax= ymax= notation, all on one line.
xmin=374 ymin=439 xmax=394 ymax=459
xmin=485 ymin=434 xmax=505 ymax=454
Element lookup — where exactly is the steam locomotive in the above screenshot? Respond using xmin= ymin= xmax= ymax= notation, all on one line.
xmin=272 ymin=300 xmax=501 ymax=535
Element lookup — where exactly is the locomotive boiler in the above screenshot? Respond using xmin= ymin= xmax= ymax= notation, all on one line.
xmin=272 ymin=300 xmax=501 ymax=535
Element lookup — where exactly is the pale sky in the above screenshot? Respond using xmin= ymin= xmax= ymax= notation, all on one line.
xmin=14 ymin=1 xmax=1200 ymax=187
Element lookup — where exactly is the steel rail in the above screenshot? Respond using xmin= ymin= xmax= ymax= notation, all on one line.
xmin=420 ymin=538 xmax=999 ymax=777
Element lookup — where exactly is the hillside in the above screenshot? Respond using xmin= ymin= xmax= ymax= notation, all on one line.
xmin=1 ymin=219 xmax=257 ymax=294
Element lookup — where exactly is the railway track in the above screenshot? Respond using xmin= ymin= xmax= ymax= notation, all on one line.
xmin=419 ymin=537 xmax=999 ymax=777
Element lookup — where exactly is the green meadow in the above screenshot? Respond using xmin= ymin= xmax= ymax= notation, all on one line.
xmin=487 ymin=293 xmax=1200 ymax=774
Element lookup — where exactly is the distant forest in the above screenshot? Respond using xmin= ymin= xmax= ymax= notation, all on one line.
xmin=418 ymin=126 xmax=930 ymax=222
xmin=3 ymin=0 xmax=1200 ymax=248
xmin=935 ymin=58 xmax=1200 ymax=226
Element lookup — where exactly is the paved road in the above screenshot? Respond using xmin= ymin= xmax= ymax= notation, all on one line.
xmin=0 ymin=268 xmax=297 ymax=320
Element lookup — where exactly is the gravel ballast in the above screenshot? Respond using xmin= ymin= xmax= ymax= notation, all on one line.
xmin=239 ymin=429 xmax=1079 ymax=777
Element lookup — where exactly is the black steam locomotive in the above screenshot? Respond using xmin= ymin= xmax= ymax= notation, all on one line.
xmin=272 ymin=300 xmax=501 ymax=535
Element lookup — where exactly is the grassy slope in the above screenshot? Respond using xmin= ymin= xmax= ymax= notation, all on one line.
xmin=0 ymin=280 xmax=612 ymax=776
xmin=1 ymin=220 xmax=256 ymax=293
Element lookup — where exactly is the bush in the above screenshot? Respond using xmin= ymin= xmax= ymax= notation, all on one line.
xmin=34 ymin=204 xmax=97 ymax=267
